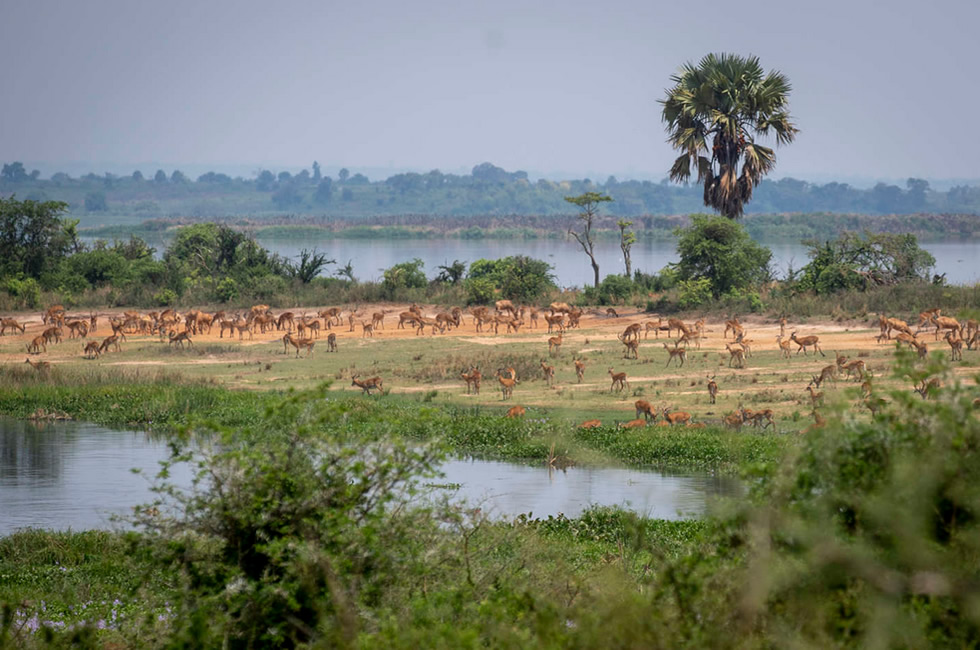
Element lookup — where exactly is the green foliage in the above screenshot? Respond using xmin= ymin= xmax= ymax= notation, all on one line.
xmin=83 ymin=191 xmax=107 ymax=212
xmin=595 ymin=274 xmax=633 ymax=305
xmin=382 ymin=258 xmax=427 ymax=296
xmin=464 ymin=277 xmax=496 ymax=304
xmin=0 ymin=197 xmax=75 ymax=279
xmin=153 ymin=288 xmax=177 ymax=306
xmin=290 ymin=248 xmax=334 ymax=284
xmin=2 ymin=276 xmax=41 ymax=308
xmin=797 ymin=231 xmax=936 ymax=294
xmin=675 ymin=214 xmax=772 ymax=296
xmin=435 ymin=259 xmax=467 ymax=285
xmin=677 ymin=277 xmax=713 ymax=309
xmin=463 ymin=256 xmax=555 ymax=303
xmin=214 ymin=276 xmax=239 ymax=302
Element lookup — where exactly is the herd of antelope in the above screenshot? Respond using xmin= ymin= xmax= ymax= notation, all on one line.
xmin=4 ymin=302 xmax=970 ymax=425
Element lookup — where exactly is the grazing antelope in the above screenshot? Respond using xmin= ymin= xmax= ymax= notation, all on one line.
xmin=635 ymin=400 xmax=656 ymax=421
xmin=726 ymin=343 xmax=745 ymax=369
xmin=663 ymin=343 xmax=686 ymax=368
xmin=909 ymin=337 xmax=928 ymax=358
xmin=24 ymin=357 xmax=51 ymax=371
xmin=914 ymin=377 xmax=942 ymax=400
xmin=605 ymin=307 xmax=620 ymax=318
xmin=915 ymin=308 xmax=941 ymax=332
xmin=733 ymin=332 xmax=751 ymax=357
xmin=707 ymin=376 xmax=718 ymax=404
xmin=326 ymin=332 xmax=337 ymax=352
xmin=608 ymin=368 xmax=629 ymax=393
xmin=415 ymin=317 xmax=444 ymax=336
xmin=461 ymin=367 xmax=481 ymax=394
xmin=930 ymin=314 xmax=961 ymax=341
xmin=397 ymin=311 xmax=419 ymax=329
xmin=83 ymin=341 xmax=101 ymax=359
xmin=0 ymin=318 xmax=25 ymax=335
xmin=505 ymin=405 xmax=526 ymax=418
xmin=168 ymin=330 xmax=193 ymax=349
xmin=276 ymin=312 xmax=296 ymax=332
xmin=26 ymin=336 xmax=47 ymax=354
xmin=945 ymin=331 xmax=964 ymax=361
xmin=42 ymin=304 xmax=65 ymax=325
xmin=99 ymin=335 xmax=121 ymax=354
xmin=495 ymin=370 xmax=518 ymax=400
xmin=351 ymin=375 xmax=383 ymax=395
xmin=810 ymin=364 xmax=837 ymax=389
xmin=619 ymin=419 xmax=647 ymax=429
xmin=303 ymin=319 xmax=321 ymax=338
xmin=661 ymin=406 xmax=691 ymax=426
xmin=540 ymin=360 xmax=555 ymax=386
xmin=574 ymin=359 xmax=586 ymax=383
xmin=41 ymin=327 xmax=63 ymax=344
xmin=579 ymin=419 xmax=601 ymax=429
xmin=495 ymin=299 xmax=519 ymax=318
xmin=893 ymin=332 xmax=917 ymax=349
xmin=622 ymin=338 xmax=639 ymax=359
xmin=790 ymin=331 xmax=825 ymax=357
xmin=886 ymin=317 xmax=914 ymax=339
xmin=548 ymin=333 xmax=563 ymax=357
xmin=282 ymin=333 xmax=315 ymax=358
xmin=619 ymin=323 xmax=642 ymax=342
xmin=66 ymin=320 xmax=88 ymax=339
xmin=544 ymin=313 xmax=565 ymax=333
xmin=666 ymin=318 xmax=690 ymax=339
xmin=776 ymin=335 xmax=792 ymax=359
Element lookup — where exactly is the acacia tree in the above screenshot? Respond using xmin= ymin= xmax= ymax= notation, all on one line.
xmin=661 ymin=53 xmax=798 ymax=219
xmin=617 ymin=219 xmax=636 ymax=278
xmin=565 ymin=192 xmax=613 ymax=288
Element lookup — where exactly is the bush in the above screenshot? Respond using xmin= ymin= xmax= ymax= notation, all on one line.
xmin=153 ymin=288 xmax=177 ymax=306
xmin=677 ymin=277 xmax=712 ymax=309
xmin=675 ymin=214 xmax=772 ymax=296
xmin=464 ymin=277 xmax=496 ymax=305
xmin=214 ymin=277 xmax=239 ymax=303
xmin=2 ymin=277 xmax=41 ymax=308
xmin=382 ymin=258 xmax=427 ymax=297
xmin=597 ymin=274 xmax=633 ymax=305
xmin=250 ymin=275 xmax=288 ymax=300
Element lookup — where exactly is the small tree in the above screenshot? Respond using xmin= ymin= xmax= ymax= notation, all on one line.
xmin=565 ymin=192 xmax=613 ymax=288
xmin=617 ymin=219 xmax=636 ymax=278
xmin=675 ymin=214 xmax=772 ymax=297
xmin=436 ymin=260 xmax=467 ymax=285
xmin=292 ymin=248 xmax=334 ymax=284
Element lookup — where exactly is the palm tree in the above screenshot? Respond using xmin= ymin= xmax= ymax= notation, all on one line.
xmin=661 ymin=53 xmax=798 ymax=219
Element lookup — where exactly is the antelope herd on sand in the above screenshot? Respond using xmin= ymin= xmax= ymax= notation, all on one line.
xmin=3 ymin=300 xmax=971 ymax=430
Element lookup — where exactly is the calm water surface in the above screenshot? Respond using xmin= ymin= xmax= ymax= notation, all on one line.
xmin=0 ymin=418 xmax=739 ymax=535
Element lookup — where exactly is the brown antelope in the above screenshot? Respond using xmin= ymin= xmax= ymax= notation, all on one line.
xmin=326 ymin=332 xmax=337 ymax=352
xmin=666 ymin=318 xmax=690 ymax=338
xmin=663 ymin=343 xmax=686 ymax=368
xmin=675 ymin=330 xmax=702 ymax=349
xmin=319 ymin=307 xmax=342 ymax=326
xmin=724 ymin=316 xmax=742 ymax=339
xmin=619 ymin=419 xmax=647 ymax=429
xmin=42 ymin=304 xmax=65 ymax=324
xmin=605 ymin=307 xmax=620 ymax=318
xmin=707 ymin=376 xmax=718 ymax=404
xmin=810 ymin=364 xmax=838 ymax=389
xmin=574 ymin=359 xmax=586 ymax=383
xmin=540 ymin=360 xmax=555 ymax=386
xmin=495 ymin=299 xmax=519 ymax=318
xmin=83 ymin=341 xmax=101 ymax=359
xmin=915 ymin=308 xmax=941 ymax=332
xmin=635 ymin=400 xmax=656 ymax=421
xmin=779 ymin=316 xmax=787 ymax=338
xmin=168 ymin=331 xmax=193 ymax=349
xmin=372 ymin=311 xmax=386 ymax=330
xmin=608 ymin=368 xmax=629 ymax=392
xmin=549 ymin=302 xmax=572 ymax=315
xmin=495 ymin=370 xmax=518 ymax=400
xmin=894 ymin=332 xmax=917 ymax=349
xmin=723 ymin=410 xmax=744 ymax=431
xmin=726 ymin=343 xmax=745 ymax=369
xmin=89 ymin=313 xmax=98 ymax=333
xmin=619 ymin=323 xmax=642 ymax=342
xmin=0 ymin=318 xmax=25 ymax=335
xmin=661 ymin=406 xmax=691 ymax=426
xmin=733 ymin=332 xmax=751 ymax=357
xmin=741 ymin=407 xmax=775 ymax=430
xmin=930 ymin=314 xmax=961 ymax=341
xmin=351 ymin=375 xmax=383 ymax=395
xmin=461 ymin=367 xmax=482 ymax=394
xmin=303 ymin=319 xmax=321 ymax=338
xmin=282 ymin=333 xmax=315 ymax=358
xmin=505 ymin=405 xmax=526 ymax=418
xmin=348 ymin=311 xmax=357 ymax=332
xmin=622 ymin=338 xmax=639 ymax=359
xmin=42 ymin=327 xmax=63 ymax=344
xmin=643 ymin=318 xmax=664 ymax=339
xmin=527 ymin=308 xmax=539 ymax=329
xmin=397 ymin=311 xmax=420 ymax=329
xmin=965 ymin=319 xmax=979 ymax=341
xmin=840 ymin=358 xmax=867 ymax=381
xmin=27 ymin=336 xmax=47 ymax=354
xmin=886 ymin=317 xmax=914 ymax=339
xmin=914 ymin=377 xmax=942 ymax=400
xmin=276 ymin=312 xmax=295 ymax=332
xmin=544 ymin=313 xmax=565 ymax=333
xmin=579 ymin=419 xmax=601 ymax=429
xmin=361 ymin=321 xmax=374 ymax=338
xmin=790 ymin=331 xmax=825 ymax=357
xmin=548 ymin=333 xmax=563 ymax=356
xmin=25 ymin=357 xmax=51 ymax=371
xmin=945 ymin=331 xmax=964 ymax=361
xmin=66 ymin=320 xmax=88 ymax=339
xmin=99 ymin=335 xmax=121 ymax=354
xmin=806 ymin=385 xmax=824 ymax=406
xmin=415 ymin=317 xmax=444 ymax=336
xmin=776 ymin=335 xmax=792 ymax=359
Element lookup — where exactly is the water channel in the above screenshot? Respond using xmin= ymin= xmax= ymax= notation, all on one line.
xmin=0 ymin=418 xmax=740 ymax=535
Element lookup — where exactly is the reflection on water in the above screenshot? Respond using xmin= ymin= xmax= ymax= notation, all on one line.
xmin=84 ymin=235 xmax=980 ymax=287
xmin=0 ymin=418 xmax=740 ymax=534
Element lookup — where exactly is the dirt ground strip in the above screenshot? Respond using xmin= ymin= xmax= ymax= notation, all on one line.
xmin=3 ymin=304 xmax=975 ymax=427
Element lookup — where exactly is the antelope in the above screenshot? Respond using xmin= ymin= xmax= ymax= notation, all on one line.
xmin=25 ymin=357 xmax=50 ymax=371
xmin=608 ymin=368 xmax=629 ymax=392
xmin=619 ymin=419 xmax=647 ymax=429
xmin=397 ymin=311 xmax=419 ymax=329
xmin=348 ymin=311 xmax=357 ymax=332
xmin=579 ymin=419 xmax=601 ymax=429
xmin=505 ymin=405 xmax=526 ymax=418
xmin=916 ymin=308 xmax=941 ymax=332
xmin=741 ymin=407 xmax=775 ymax=430
xmin=724 ymin=316 xmax=742 ymax=339
xmin=168 ymin=330 xmax=193 ymax=349
xmin=351 ymin=375 xmax=383 ymax=395
xmin=326 ymin=332 xmax=337 ymax=352
xmin=945 ymin=331 xmax=964 ymax=361
xmin=810 ymin=364 xmax=837 ymax=389
xmin=666 ymin=318 xmax=690 ymax=338
xmin=663 ymin=343 xmax=686 ymax=368
xmin=42 ymin=304 xmax=65 ymax=325
xmin=361 ymin=321 xmax=374 ymax=338
xmin=635 ymin=400 xmax=656 ymax=421
xmin=567 ymin=309 xmax=583 ymax=329
xmin=461 ymin=367 xmax=482 ymax=394
xmin=234 ymin=320 xmax=253 ymax=341
xmin=66 ymin=320 xmax=88 ymax=339
xmin=282 ymin=333 xmax=315 ymax=358
xmin=318 ymin=307 xmax=342 ymax=326
xmin=549 ymin=302 xmax=572 ymax=315
xmin=886 ymin=317 xmax=914 ymax=339
xmin=723 ymin=410 xmax=744 ymax=431
xmin=41 ymin=327 xmax=63 ymax=344
xmin=371 ymin=311 xmax=386 ymax=330
xmin=27 ymin=336 xmax=47 ymax=354
xmin=303 ymin=319 xmax=321 ymax=338
xmin=622 ymin=338 xmax=639 ymax=359
xmin=779 ymin=316 xmax=787 ymax=338
xmin=415 ymin=317 xmax=444 ymax=336
xmin=619 ymin=323 xmax=642 ymax=342
xmin=0 ymin=318 xmax=25 ymax=335
xmin=495 ymin=299 xmax=519 ymax=318
xmin=661 ymin=406 xmax=691 ymax=426
xmin=733 ymin=332 xmax=751 ymax=357
xmin=495 ymin=370 xmax=518 ymax=400
xmin=964 ymin=319 xmax=979 ymax=341
xmin=930 ymin=314 xmax=961 ymax=341
xmin=548 ymin=333 xmax=563 ymax=356
xmin=276 ymin=312 xmax=295 ymax=332
xmin=776 ymin=335 xmax=792 ymax=359
xmin=99 ymin=335 xmax=121 ymax=354
xmin=894 ymin=332 xmax=918 ymax=349
xmin=707 ymin=376 xmax=718 ymax=404
xmin=605 ymin=307 xmax=620 ymax=318
xmin=83 ymin=341 xmax=101 ymax=359
xmin=540 ymin=360 xmax=555 ymax=386
xmin=806 ymin=385 xmax=824 ymax=406
xmin=840 ymin=359 xmax=867 ymax=381
xmin=527 ymin=308 xmax=539 ymax=329
xmin=89 ymin=313 xmax=98 ymax=333
xmin=676 ymin=330 xmax=702 ymax=349
xmin=574 ymin=359 xmax=586 ymax=383
xmin=790 ymin=331 xmax=825 ymax=357
xmin=914 ymin=377 xmax=942 ymax=400
xmin=643 ymin=318 xmax=664 ymax=339
xmin=544 ymin=313 xmax=565 ymax=333
xmin=909 ymin=338 xmax=927 ymax=358
xmin=726 ymin=343 xmax=745 ymax=369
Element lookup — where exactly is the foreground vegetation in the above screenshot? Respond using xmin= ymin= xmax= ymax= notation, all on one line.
xmin=2 ymin=349 xmax=979 ymax=647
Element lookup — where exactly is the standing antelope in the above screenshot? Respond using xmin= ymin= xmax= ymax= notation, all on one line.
xmin=666 ymin=318 xmax=690 ymax=339
xmin=326 ymin=332 xmax=337 ymax=352
xmin=540 ymin=360 xmax=555 ymax=386
xmin=946 ymin=331 xmax=964 ymax=361
xmin=548 ymin=333 xmax=563 ymax=357
xmin=806 ymin=385 xmax=824 ymax=406
xmin=372 ymin=311 xmax=386 ymax=330
xmin=663 ymin=343 xmax=686 ymax=368
xmin=495 ymin=370 xmax=518 ymax=400
xmin=608 ymin=368 xmax=629 ymax=392
xmin=930 ymin=314 xmax=961 ymax=341
xmin=790 ymin=331 xmax=825 ymax=357
xmin=707 ymin=376 xmax=718 ymax=404
xmin=25 ymin=357 xmax=51 ymax=371
xmin=544 ymin=313 xmax=564 ymax=333
xmin=168 ymin=331 xmax=193 ymax=349
xmin=724 ymin=316 xmax=742 ymax=339
xmin=283 ymin=333 xmax=315 ymax=358
xmin=776 ymin=335 xmax=792 ymax=358
xmin=361 ymin=321 xmax=374 ymax=338
xmin=27 ymin=336 xmax=47 ymax=354
xmin=810 ymin=364 xmax=837 ymax=389
xmin=622 ymin=338 xmax=639 ymax=359
xmin=99 ymin=335 xmax=121 ymax=354
xmin=574 ymin=359 xmax=586 ymax=383
xmin=351 ymin=375 xmax=383 ymax=394
xmin=83 ymin=341 xmax=101 ymax=359
xmin=461 ymin=367 xmax=482 ymax=394
xmin=726 ymin=343 xmax=745 ymax=369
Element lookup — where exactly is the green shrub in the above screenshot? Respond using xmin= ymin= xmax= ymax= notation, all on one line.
xmin=597 ymin=274 xmax=633 ymax=304
xmin=214 ymin=276 xmax=239 ymax=303
xmin=464 ymin=277 xmax=496 ymax=305
xmin=2 ymin=277 xmax=41 ymax=308
xmin=153 ymin=288 xmax=177 ymax=306
xmin=677 ymin=277 xmax=712 ymax=309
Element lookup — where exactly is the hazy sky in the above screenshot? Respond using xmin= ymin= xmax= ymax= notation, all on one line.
xmin=1 ymin=0 xmax=977 ymax=183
